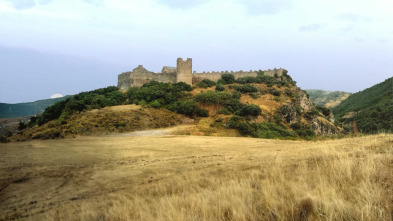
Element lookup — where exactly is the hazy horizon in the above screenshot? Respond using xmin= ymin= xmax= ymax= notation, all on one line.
xmin=1 ymin=0 xmax=392 ymax=103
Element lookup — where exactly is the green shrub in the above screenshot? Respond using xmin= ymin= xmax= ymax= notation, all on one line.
xmin=232 ymin=91 xmax=242 ymax=99
xmin=197 ymin=79 xmax=216 ymax=88
xmin=218 ymin=108 xmax=231 ymax=115
xmin=197 ymin=108 xmax=209 ymax=117
xmin=271 ymin=89 xmax=281 ymax=97
xmin=215 ymin=84 xmax=225 ymax=91
xmin=239 ymin=104 xmax=262 ymax=117
xmin=194 ymin=91 xmax=231 ymax=105
xmin=237 ymin=76 xmax=257 ymax=84
xmin=234 ymin=84 xmax=258 ymax=93
xmin=220 ymin=74 xmax=236 ymax=84
xmin=150 ymin=100 xmax=162 ymax=108
xmin=168 ymin=99 xmax=198 ymax=117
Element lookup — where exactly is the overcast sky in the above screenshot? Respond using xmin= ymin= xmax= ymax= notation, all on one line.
xmin=0 ymin=0 xmax=392 ymax=103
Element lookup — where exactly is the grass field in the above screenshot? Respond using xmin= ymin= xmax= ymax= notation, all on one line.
xmin=0 ymin=134 xmax=392 ymax=220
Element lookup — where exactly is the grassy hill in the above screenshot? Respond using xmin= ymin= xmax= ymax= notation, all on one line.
xmin=332 ymin=77 xmax=393 ymax=133
xmin=12 ymin=72 xmax=340 ymax=141
xmin=0 ymin=96 xmax=70 ymax=118
xmin=305 ymin=89 xmax=351 ymax=108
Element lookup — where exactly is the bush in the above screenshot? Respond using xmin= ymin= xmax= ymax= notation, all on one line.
xmin=194 ymin=91 xmax=231 ymax=105
xmin=234 ymin=84 xmax=258 ymax=93
xmin=271 ymin=89 xmax=281 ymax=97
xmin=197 ymin=108 xmax=209 ymax=117
xmin=239 ymin=104 xmax=262 ymax=117
xmin=232 ymin=91 xmax=242 ymax=99
xmin=218 ymin=108 xmax=231 ymax=115
xmin=220 ymin=74 xmax=236 ymax=84
xmin=316 ymin=106 xmax=330 ymax=117
xmin=228 ymin=115 xmax=242 ymax=128
xmin=215 ymin=84 xmax=225 ymax=91
xmin=197 ymin=79 xmax=216 ymax=88
xmin=168 ymin=99 xmax=198 ymax=117
xmin=237 ymin=76 xmax=257 ymax=84
xmin=224 ymin=98 xmax=245 ymax=113
xmin=150 ymin=100 xmax=162 ymax=108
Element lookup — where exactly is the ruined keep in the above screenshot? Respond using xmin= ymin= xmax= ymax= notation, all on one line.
xmin=118 ymin=58 xmax=286 ymax=90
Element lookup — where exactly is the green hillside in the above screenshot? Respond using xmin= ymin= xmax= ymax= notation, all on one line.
xmin=0 ymin=96 xmax=70 ymax=118
xmin=306 ymin=89 xmax=351 ymax=108
xmin=16 ymin=72 xmax=339 ymax=141
xmin=332 ymin=77 xmax=393 ymax=133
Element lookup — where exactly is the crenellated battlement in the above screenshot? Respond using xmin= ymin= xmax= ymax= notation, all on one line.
xmin=117 ymin=58 xmax=286 ymax=89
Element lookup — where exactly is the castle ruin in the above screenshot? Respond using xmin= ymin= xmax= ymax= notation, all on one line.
xmin=118 ymin=58 xmax=286 ymax=90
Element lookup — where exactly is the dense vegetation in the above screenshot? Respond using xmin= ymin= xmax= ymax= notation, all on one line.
xmin=332 ymin=77 xmax=393 ymax=133
xmin=0 ymin=96 xmax=69 ymax=118
xmin=22 ymin=71 xmax=320 ymax=140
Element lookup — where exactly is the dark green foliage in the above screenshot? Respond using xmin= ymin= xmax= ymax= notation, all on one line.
xmin=232 ymin=91 xmax=242 ymax=99
xmin=238 ymin=104 xmax=262 ymax=117
xmin=316 ymin=106 xmax=330 ymax=117
xmin=224 ymin=98 xmax=245 ymax=113
xmin=257 ymin=75 xmax=276 ymax=87
xmin=194 ymin=91 xmax=232 ymax=105
xmin=126 ymin=81 xmax=191 ymax=106
xmin=18 ymin=121 xmax=27 ymax=130
xmin=197 ymin=79 xmax=216 ymax=88
xmin=0 ymin=96 xmax=70 ymax=119
xmin=215 ymin=84 xmax=225 ymax=91
xmin=220 ymin=74 xmax=236 ymax=84
xmin=236 ymin=76 xmax=257 ymax=84
xmin=217 ymin=108 xmax=231 ymax=115
xmin=234 ymin=84 xmax=258 ymax=93
xmin=304 ymin=108 xmax=321 ymax=119
xmin=290 ymin=122 xmax=302 ymax=130
xmin=37 ymin=99 xmax=69 ymax=125
xmin=284 ymin=89 xmax=293 ymax=98
xmin=290 ymin=122 xmax=316 ymax=138
xmin=150 ymin=100 xmax=162 ymax=108
xmin=271 ymin=89 xmax=281 ymax=97
xmin=197 ymin=108 xmax=209 ymax=117
xmin=168 ymin=99 xmax=199 ymax=117
xmin=333 ymin=77 xmax=393 ymax=133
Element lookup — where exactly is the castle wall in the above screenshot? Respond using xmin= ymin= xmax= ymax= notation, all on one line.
xmin=118 ymin=58 xmax=287 ymax=90
xmin=118 ymin=65 xmax=176 ymax=89
xmin=192 ymin=68 xmax=285 ymax=84
xmin=176 ymin=58 xmax=193 ymax=85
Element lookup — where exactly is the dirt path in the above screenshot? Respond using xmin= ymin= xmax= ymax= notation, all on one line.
xmin=107 ymin=125 xmax=194 ymax=137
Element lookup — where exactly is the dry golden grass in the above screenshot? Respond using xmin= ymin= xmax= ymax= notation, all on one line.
xmin=1 ymin=134 xmax=392 ymax=220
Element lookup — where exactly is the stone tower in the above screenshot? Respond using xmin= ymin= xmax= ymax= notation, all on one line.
xmin=176 ymin=58 xmax=192 ymax=85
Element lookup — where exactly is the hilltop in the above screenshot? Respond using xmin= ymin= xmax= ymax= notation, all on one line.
xmin=305 ymin=89 xmax=351 ymax=108
xmin=332 ymin=77 xmax=393 ymax=133
xmin=9 ymin=71 xmax=340 ymax=142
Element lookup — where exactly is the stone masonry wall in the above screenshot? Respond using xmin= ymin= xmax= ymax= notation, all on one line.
xmin=118 ymin=65 xmax=176 ymax=90
xmin=176 ymin=58 xmax=193 ymax=85
xmin=117 ymin=58 xmax=286 ymax=89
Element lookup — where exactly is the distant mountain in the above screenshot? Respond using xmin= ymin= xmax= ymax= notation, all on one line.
xmin=0 ymin=96 xmax=70 ymax=118
xmin=332 ymin=77 xmax=393 ymax=133
xmin=305 ymin=89 xmax=351 ymax=108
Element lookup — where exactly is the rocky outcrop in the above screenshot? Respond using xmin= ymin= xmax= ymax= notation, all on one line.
xmin=277 ymin=89 xmax=341 ymax=135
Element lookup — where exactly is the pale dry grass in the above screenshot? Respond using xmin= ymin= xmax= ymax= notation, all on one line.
xmin=0 ymin=134 xmax=392 ymax=220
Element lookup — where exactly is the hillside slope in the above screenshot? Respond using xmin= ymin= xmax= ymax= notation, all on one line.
xmin=305 ymin=89 xmax=351 ymax=108
xmin=12 ymin=72 xmax=341 ymax=141
xmin=332 ymin=77 xmax=393 ymax=133
xmin=0 ymin=96 xmax=70 ymax=118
